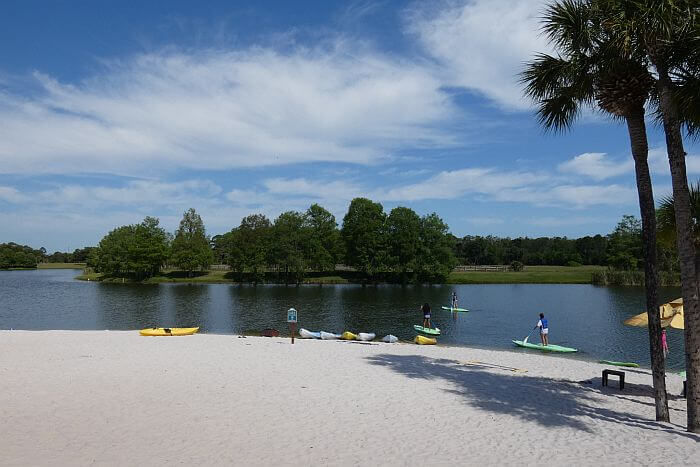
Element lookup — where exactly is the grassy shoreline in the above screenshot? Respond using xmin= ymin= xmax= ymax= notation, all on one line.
xmin=76 ymin=265 xmax=605 ymax=285
xmin=38 ymin=263 xmax=87 ymax=269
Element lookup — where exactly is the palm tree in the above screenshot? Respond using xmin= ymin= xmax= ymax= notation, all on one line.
xmin=521 ymin=0 xmax=669 ymax=421
xmin=598 ymin=0 xmax=700 ymax=432
xmin=657 ymin=180 xmax=700 ymax=253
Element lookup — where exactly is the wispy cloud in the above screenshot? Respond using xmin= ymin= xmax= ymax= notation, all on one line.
xmin=0 ymin=43 xmax=463 ymax=176
xmin=407 ymin=0 xmax=551 ymax=110
xmin=558 ymin=152 xmax=633 ymax=180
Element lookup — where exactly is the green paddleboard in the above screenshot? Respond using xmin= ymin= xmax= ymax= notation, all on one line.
xmin=599 ymin=360 xmax=639 ymax=368
xmin=441 ymin=306 xmax=469 ymax=312
xmin=512 ymin=340 xmax=577 ymax=353
xmin=414 ymin=325 xmax=441 ymax=336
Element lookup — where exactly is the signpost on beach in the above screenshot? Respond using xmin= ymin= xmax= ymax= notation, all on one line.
xmin=287 ymin=308 xmax=297 ymax=344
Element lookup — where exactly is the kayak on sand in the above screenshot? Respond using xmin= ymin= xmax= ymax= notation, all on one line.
xmin=512 ymin=340 xmax=577 ymax=353
xmin=299 ymin=328 xmax=321 ymax=339
xmin=140 ymin=327 xmax=199 ymax=336
xmin=414 ymin=335 xmax=437 ymax=345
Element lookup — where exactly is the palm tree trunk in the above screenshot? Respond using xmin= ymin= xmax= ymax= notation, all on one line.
xmin=626 ymin=108 xmax=669 ymax=421
xmin=657 ymin=69 xmax=700 ymax=432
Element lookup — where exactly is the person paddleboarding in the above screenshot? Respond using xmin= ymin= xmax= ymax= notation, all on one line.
xmin=451 ymin=292 xmax=458 ymax=309
xmin=536 ymin=313 xmax=548 ymax=346
xmin=422 ymin=303 xmax=432 ymax=329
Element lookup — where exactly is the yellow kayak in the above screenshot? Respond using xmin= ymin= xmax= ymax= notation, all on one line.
xmin=414 ymin=335 xmax=437 ymax=345
xmin=139 ymin=327 xmax=199 ymax=336
xmin=341 ymin=331 xmax=358 ymax=340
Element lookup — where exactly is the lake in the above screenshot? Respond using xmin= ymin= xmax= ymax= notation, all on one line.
xmin=0 ymin=269 xmax=686 ymax=369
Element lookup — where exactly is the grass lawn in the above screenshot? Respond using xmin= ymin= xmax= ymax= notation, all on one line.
xmin=38 ymin=263 xmax=86 ymax=269
xmin=447 ymin=265 xmax=605 ymax=284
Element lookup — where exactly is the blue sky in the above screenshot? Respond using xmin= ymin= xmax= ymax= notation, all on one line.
xmin=1 ymin=0 xmax=698 ymax=252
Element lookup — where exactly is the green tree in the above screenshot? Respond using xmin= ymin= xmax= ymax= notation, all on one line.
xmin=227 ymin=214 xmax=272 ymax=283
xmin=416 ymin=213 xmax=456 ymax=282
xmin=0 ymin=243 xmax=41 ymax=268
xmin=170 ymin=208 xmax=214 ymax=275
xmin=606 ymin=215 xmax=643 ymax=270
xmin=597 ymin=0 xmax=700 ymax=431
xmin=386 ymin=207 xmax=421 ymax=283
xmin=341 ymin=198 xmax=388 ymax=279
xmin=304 ymin=204 xmax=340 ymax=272
xmin=93 ymin=217 xmax=170 ymax=279
xmin=521 ymin=0 xmax=669 ymax=421
xmin=272 ymin=211 xmax=308 ymax=284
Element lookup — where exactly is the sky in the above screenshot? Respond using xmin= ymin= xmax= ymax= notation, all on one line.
xmin=1 ymin=0 xmax=698 ymax=253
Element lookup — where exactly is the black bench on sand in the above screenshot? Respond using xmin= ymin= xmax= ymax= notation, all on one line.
xmin=602 ymin=369 xmax=625 ymax=390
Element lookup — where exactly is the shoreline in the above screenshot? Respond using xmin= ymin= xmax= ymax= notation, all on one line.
xmin=0 ymin=327 xmax=689 ymax=373
xmin=1 ymin=330 xmax=696 ymax=465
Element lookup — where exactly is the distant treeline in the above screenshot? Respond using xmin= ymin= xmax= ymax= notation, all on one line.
xmin=454 ymin=215 xmax=678 ymax=274
xmin=0 ymin=242 xmax=94 ymax=268
xmin=2 ymin=206 xmax=679 ymax=284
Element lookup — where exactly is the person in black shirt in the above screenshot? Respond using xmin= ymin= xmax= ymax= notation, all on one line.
xmin=422 ymin=303 xmax=432 ymax=328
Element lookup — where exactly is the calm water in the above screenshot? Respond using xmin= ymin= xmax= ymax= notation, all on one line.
xmin=0 ymin=269 xmax=686 ymax=369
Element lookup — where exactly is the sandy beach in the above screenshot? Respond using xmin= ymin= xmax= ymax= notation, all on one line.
xmin=0 ymin=330 xmax=697 ymax=466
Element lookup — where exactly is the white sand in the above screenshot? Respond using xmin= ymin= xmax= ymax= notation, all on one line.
xmin=0 ymin=331 xmax=697 ymax=466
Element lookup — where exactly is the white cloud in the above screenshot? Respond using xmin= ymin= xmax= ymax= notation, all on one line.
xmin=0 ymin=44 xmax=462 ymax=176
xmin=381 ymin=167 xmax=550 ymax=201
xmin=558 ymin=152 xmax=633 ymax=180
xmin=407 ymin=0 xmax=551 ymax=110
xmin=0 ymin=186 xmax=28 ymax=203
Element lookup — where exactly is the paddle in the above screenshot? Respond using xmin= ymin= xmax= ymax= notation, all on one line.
xmin=522 ymin=326 xmax=537 ymax=344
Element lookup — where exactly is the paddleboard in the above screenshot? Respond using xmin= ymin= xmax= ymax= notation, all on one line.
xmin=599 ymin=360 xmax=639 ymax=368
xmin=357 ymin=332 xmax=376 ymax=341
xmin=512 ymin=340 xmax=577 ymax=353
xmin=414 ymin=325 xmax=441 ymax=336
xmin=441 ymin=306 xmax=469 ymax=312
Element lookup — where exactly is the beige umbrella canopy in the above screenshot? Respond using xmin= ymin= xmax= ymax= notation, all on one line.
xmin=623 ymin=298 xmax=684 ymax=330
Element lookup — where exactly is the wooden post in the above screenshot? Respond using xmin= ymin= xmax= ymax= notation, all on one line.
xmin=291 ymin=322 xmax=295 ymax=344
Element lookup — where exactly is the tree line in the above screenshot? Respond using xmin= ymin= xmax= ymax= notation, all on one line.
xmin=65 ymin=198 xmax=456 ymax=283
xmin=2 ymin=209 xmax=682 ymax=281
xmin=0 ymin=243 xmax=95 ymax=268
xmin=454 ymin=215 xmax=679 ymax=275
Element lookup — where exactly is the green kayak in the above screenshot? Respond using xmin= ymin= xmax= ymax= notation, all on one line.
xmin=512 ymin=340 xmax=577 ymax=353
xmin=599 ymin=360 xmax=639 ymax=368
xmin=414 ymin=325 xmax=441 ymax=336
xmin=441 ymin=306 xmax=469 ymax=312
